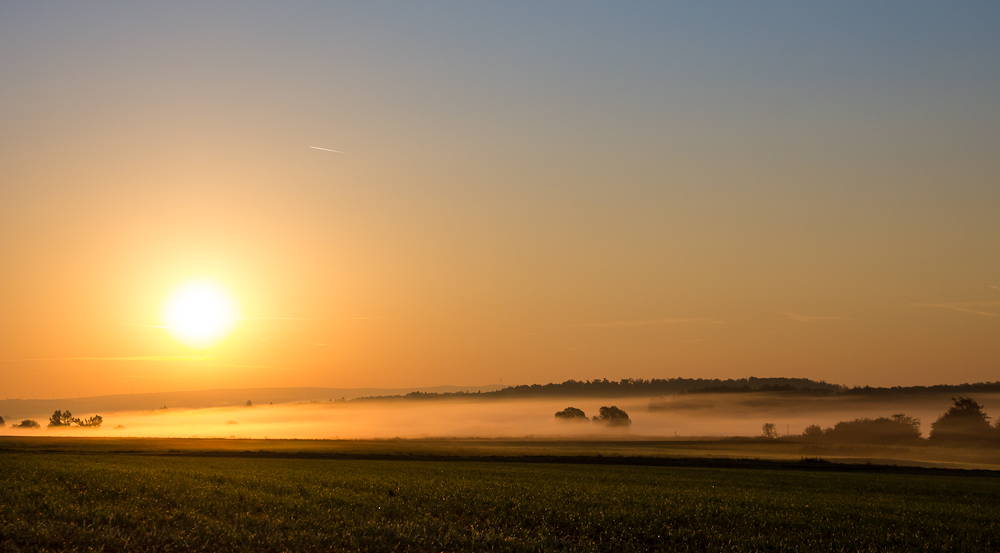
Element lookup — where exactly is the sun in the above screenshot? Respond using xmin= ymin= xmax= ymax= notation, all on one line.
xmin=162 ymin=281 xmax=239 ymax=348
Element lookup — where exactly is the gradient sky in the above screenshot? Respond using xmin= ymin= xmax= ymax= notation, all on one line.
xmin=1 ymin=2 xmax=998 ymax=398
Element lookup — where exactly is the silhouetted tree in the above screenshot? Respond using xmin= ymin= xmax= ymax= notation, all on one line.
xmin=802 ymin=424 xmax=823 ymax=439
xmin=929 ymin=397 xmax=993 ymax=444
xmin=15 ymin=419 xmax=40 ymax=428
xmin=592 ymin=406 xmax=631 ymax=427
xmin=555 ymin=407 xmax=587 ymax=420
xmin=761 ymin=423 xmax=778 ymax=439
xmin=245 ymin=400 xmax=253 ymax=407
xmin=78 ymin=415 xmax=103 ymax=428
xmin=48 ymin=410 xmax=77 ymax=427
xmin=0 ymin=416 xmax=4 ymax=427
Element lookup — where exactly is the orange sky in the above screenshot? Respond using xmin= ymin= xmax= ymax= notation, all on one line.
xmin=1 ymin=4 xmax=997 ymax=398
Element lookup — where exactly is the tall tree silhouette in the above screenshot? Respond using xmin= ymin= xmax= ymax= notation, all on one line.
xmin=47 ymin=410 xmax=76 ymax=427
xmin=592 ymin=406 xmax=631 ymax=426
xmin=929 ymin=397 xmax=993 ymax=444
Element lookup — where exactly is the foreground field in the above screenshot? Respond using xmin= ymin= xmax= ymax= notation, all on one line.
xmin=4 ymin=435 xmax=1000 ymax=470
xmin=2 ymin=451 xmax=999 ymax=552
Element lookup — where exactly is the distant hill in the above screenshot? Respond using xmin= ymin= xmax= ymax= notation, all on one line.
xmin=0 ymin=385 xmax=503 ymax=419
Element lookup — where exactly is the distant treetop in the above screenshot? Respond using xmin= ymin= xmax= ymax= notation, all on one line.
xmin=555 ymin=407 xmax=587 ymax=420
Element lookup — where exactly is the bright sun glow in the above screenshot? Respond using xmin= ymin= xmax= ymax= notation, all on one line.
xmin=162 ymin=281 xmax=239 ymax=348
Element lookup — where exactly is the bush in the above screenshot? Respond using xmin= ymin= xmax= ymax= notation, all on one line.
xmin=821 ymin=414 xmax=921 ymax=445
xmin=592 ymin=406 xmax=631 ymax=427
xmin=555 ymin=407 xmax=587 ymax=420
xmin=15 ymin=419 xmax=40 ymax=429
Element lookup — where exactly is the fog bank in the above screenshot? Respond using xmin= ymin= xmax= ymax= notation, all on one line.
xmin=5 ymin=392 xmax=995 ymax=440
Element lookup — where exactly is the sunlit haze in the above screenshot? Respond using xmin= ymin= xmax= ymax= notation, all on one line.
xmin=162 ymin=281 xmax=239 ymax=348
xmin=0 ymin=3 xmax=997 ymax=399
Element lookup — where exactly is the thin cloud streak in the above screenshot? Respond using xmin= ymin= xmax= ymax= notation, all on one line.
xmin=129 ymin=318 xmax=326 ymax=324
xmin=6 ymin=356 xmax=220 ymax=362
xmin=238 ymin=317 xmax=326 ymax=321
xmin=309 ymin=146 xmax=345 ymax=153
xmin=577 ymin=318 xmax=722 ymax=328
xmin=915 ymin=302 xmax=999 ymax=317
xmin=780 ymin=312 xmax=856 ymax=323
xmin=207 ymin=362 xmax=306 ymax=372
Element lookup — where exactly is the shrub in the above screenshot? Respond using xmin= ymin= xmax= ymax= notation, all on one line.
xmin=15 ymin=419 xmax=40 ymax=429
xmin=823 ymin=414 xmax=921 ymax=444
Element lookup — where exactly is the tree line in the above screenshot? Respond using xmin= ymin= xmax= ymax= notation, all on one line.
xmin=767 ymin=397 xmax=1000 ymax=446
xmin=48 ymin=410 xmax=103 ymax=428
xmin=356 ymin=378 xmax=1000 ymax=402
xmin=4 ymin=410 xmax=104 ymax=429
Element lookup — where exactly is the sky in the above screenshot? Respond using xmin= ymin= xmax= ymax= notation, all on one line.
xmin=0 ymin=2 xmax=998 ymax=399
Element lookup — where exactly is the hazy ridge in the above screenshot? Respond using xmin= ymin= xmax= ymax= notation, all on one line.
xmin=0 ymin=385 xmax=503 ymax=419
xmin=6 ymin=377 xmax=1000 ymax=421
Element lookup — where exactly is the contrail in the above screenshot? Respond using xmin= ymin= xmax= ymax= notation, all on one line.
xmin=915 ymin=302 xmax=998 ymax=317
xmin=310 ymin=146 xmax=345 ymax=154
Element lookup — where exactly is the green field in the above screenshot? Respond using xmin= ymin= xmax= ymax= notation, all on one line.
xmin=2 ymin=446 xmax=1000 ymax=552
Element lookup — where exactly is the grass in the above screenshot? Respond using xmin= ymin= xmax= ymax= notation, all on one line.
xmin=2 ymin=451 xmax=1000 ymax=552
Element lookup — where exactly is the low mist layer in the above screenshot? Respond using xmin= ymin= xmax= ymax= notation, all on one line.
xmin=5 ymin=392 xmax=996 ymax=440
